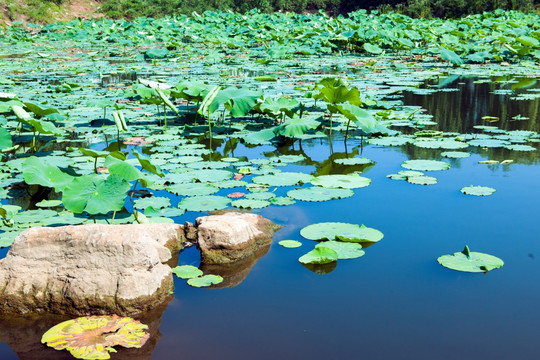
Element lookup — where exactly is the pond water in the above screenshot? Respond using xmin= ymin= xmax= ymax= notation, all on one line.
xmin=1 ymin=73 xmax=539 ymax=359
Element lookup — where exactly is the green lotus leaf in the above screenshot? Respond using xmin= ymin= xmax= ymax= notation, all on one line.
xmin=299 ymin=246 xmax=339 ymax=264
xmin=315 ymin=241 xmax=364 ymax=259
xmin=460 ymin=185 xmax=496 ymax=196
xmin=468 ymin=139 xmax=508 ymax=148
xmin=441 ymin=151 xmax=470 ymax=158
xmin=0 ymin=128 xmax=12 ymax=150
xmin=245 ymin=192 xmax=276 ymax=200
xmin=42 ymin=315 xmax=149 ymax=359
xmin=259 ymin=96 xmax=300 ymax=118
xmin=268 ymin=196 xmax=296 ymax=206
xmin=214 ymin=180 xmax=249 ymax=188
xmin=27 ymin=118 xmax=62 ymax=135
xmin=311 ymin=174 xmax=371 ymax=189
xmin=401 ymin=159 xmax=450 ymax=171
xmin=278 ymin=240 xmax=302 ymax=248
xmin=0 ymin=230 xmax=21 ymax=248
xmin=231 ymin=199 xmax=270 ymax=209
xmin=364 ymin=43 xmax=383 ymax=54
xmin=253 ymin=172 xmax=313 ymax=187
xmin=132 ymin=151 xmax=165 ymax=177
xmin=35 ymin=200 xmax=63 ymax=208
xmin=192 ymin=169 xmax=233 ymax=182
xmin=505 ymin=144 xmax=536 ymax=151
xmin=41 ymin=212 xmax=86 ymax=226
xmin=440 ymin=48 xmax=463 ymax=65
xmin=369 ymin=137 xmax=411 ymax=146
xmin=23 ymin=156 xmax=74 ymax=191
xmin=287 ymin=187 xmax=354 ymax=202
xmin=272 ymin=155 xmax=306 ymax=164
xmin=12 ymin=209 xmax=57 ymax=225
xmin=274 ymin=116 xmax=321 ymax=138
xmin=407 ymin=176 xmax=437 ymax=185
xmin=415 ymin=139 xmax=468 ymax=150
xmin=187 ymin=274 xmax=224 ymax=287
xmin=186 ymin=161 xmax=231 ymax=169
xmin=334 ymin=157 xmax=373 ymax=165
xmin=172 ymin=265 xmax=203 ymax=279
xmin=333 ymin=103 xmax=379 ymax=134
xmin=105 ymin=156 xmax=144 ymax=182
xmin=144 ymin=206 xmax=185 ymax=218
xmin=62 ymin=174 xmax=131 ymax=215
xmin=178 ymin=195 xmax=230 ymax=212
xmin=133 ymin=196 xmax=171 ymax=210
xmin=437 ymin=246 xmax=503 ymax=273
xmin=300 ymin=222 xmax=382 ymax=243
xmin=167 ymin=183 xmax=219 ymax=196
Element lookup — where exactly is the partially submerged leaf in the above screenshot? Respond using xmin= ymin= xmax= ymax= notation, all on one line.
xmin=187 ymin=274 xmax=224 ymax=287
xmin=172 ymin=265 xmax=203 ymax=279
xmin=299 ymin=246 xmax=339 ymax=264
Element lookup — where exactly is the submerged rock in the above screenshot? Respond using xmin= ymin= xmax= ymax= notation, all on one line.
xmin=0 ymin=223 xmax=184 ymax=316
xmin=197 ymin=212 xmax=280 ymax=264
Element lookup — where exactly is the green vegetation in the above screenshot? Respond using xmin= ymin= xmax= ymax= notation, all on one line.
xmin=0 ymin=0 xmax=65 ymax=24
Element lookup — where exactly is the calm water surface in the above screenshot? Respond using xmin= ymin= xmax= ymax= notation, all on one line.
xmin=1 ymin=76 xmax=539 ymax=359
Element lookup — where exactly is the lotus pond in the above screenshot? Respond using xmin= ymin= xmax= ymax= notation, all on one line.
xmin=0 ymin=9 xmax=540 ymax=359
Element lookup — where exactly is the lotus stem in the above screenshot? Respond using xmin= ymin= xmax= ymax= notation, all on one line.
xmin=117 ymin=129 xmax=120 ymax=151
xmin=345 ymin=120 xmax=351 ymax=141
xmin=111 ymin=211 xmax=116 ymax=224
xmin=129 ymin=179 xmax=139 ymax=200
xmin=94 ymin=157 xmax=98 ymax=174
xmin=163 ymin=103 xmax=167 ymax=131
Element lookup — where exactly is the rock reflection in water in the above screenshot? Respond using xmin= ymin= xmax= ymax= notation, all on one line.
xmin=200 ymin=243 xmax=271 ymax=288
xmin=0 ymin=296 xmax=172 ymax=360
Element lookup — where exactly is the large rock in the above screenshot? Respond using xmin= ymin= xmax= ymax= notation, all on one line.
xmin=196 ymin=212 xmax=280 ymax=264
xmin=0 ymin=223 xmax=184 ymax=316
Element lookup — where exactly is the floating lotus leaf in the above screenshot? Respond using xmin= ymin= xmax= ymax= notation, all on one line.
xmin=252 ymin=172 xmax=312 ymax=187
xmin=35 ymin=200 xmax=63 ymax=208
xmin=272 ymin=155 xmax=305 ymax=164
xmin=269 ymin=196 xmax=296 ymax=206
xmin=41 ymin=212 xmax=87 ymax=226
xmin=144 ymin=206 xmax=185 ymax=218
xmin=187 ymin=274 xmax=224 ymax=287
xmin=437 ymin=246 xmax=504 ymax=273
xmin=278 ymin=240 xmax=302 ymax=248
xmin=401 ymin=159 xmax=450 ymax=171
xmin=187 ymin=161 xmax=231 ymax=169
xmin=468 ymin=139 xmax=509 ymax=148
xmin=337 ymin=224 xmax=384 ymax=243
xmin=301 ymin=222 xmax=361 ymax=241
xmin=214 ymin=180 xmax=249 ymax=188
xmin=298 ymin=246 xmax=339 ymax=264
xmin=62 ymin=174 xmax=131 ymax=215
xmin=478 ymin=160 xmax=499 ymax=165
xmin=369 ymin=137 xmax=410 ymax=146
xmin=415 ymin=139 xmax=468 ymax=150
xmin=13 ymin=209 xmax=57 ymax=224
xmin=407 ymin=176 xmax=437 ymax=185
xmin=0 ymin=128 xmax=12 ymax=150
xmin=311 ymin=174 xmax=371 ymax=189
xmin=172 ymin=265 xmax=203 ymax=279
xmin=133 ymin=196 xmax=171 ymax=210
xmin=177 ymin=195 xmax=230 ymax=212
xmin=0 ymin=231 xmax=20 ymax=248
xmin=231 ymin=199 xmax=270 ymax=209
xmin=41 ymin=315 xmax=149 ymax=360
xmin=460 ymin=185 xmax=496 ymax=196
xmin=334 ymin=157 xmax=373 ymax=165
xmin=245 ymin=192 xmax=276 ymax=200
xmin=287 ymin=187 xmax=354 ymax=202
xmin=441 ymin=151 xmax=470 ymax=158
xmin=167 ymin=183 xmax=219 ymax=196
xmin=387 ymin=170 xmax=425 ymax=180
xmin=192 ymin=169 xmax=233 ymax=182
xmin=315 ymin=241 xmax=365 ymax=259
xmin=505 ymin=144 xmax=536 ymax=151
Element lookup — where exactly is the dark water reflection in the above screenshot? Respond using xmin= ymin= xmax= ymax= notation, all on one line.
xmin=402 ymin=75 xmax=540 ymax=133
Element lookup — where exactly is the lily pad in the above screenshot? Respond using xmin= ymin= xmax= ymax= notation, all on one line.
xmin=437 ymin=246 xmax=504 ymax=273
xmin=231 ymin=199 xmax=270 ymax=209
xmin=441 ymin=151 xmax=470 ymax=158
xmin=334 ymin=157 xmax=373 ymax=165
xmin=460 ymin=185 xmax=496 ymax=196
xmin=252 ymin=172 xmax=312 ymax=187
xmin=315 ymin=241 xmax=364 ymax=259
xmin=172 ymin=265 xmax=203 ymax=279
xmin=311 ymin=174 xmax=371 ymax=189
xmin=166 ymin=183 xmax=219 ymax=196
xmin=177 ymin=195 xmax=230 ymax=212
xmin=401 ymin=159 xmax=450 ymax=171
xmin=287 ymin=187 xmax=354 ymax=202
xmin=187 ymin=274 xmax=224 ymax=287
xmin=268 ymin=196 xmax=296 ymax=206
xmin=278 ymin=240 xmax=302 ymax=248
xmin=298 ymin=246 xmax=339 ymax=264
xmin=133 ymin=196 xmax=171 ymax=210
xmin=41 ymin=315 xmax=149 ymax=360
xmin=407 ymin=176 xmax=437 ymax=185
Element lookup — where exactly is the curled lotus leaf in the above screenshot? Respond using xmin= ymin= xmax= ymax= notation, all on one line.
xmin=172 ymin=265 xmax=203 ymax=279
xmin=437 ymin=246 xmax=504 ymax=273
xmin=287 ymin=187 xmax=354 ymax=202
xmin=41 ymin=314 xmax=149 ymax=360
xmin=299 ymin=246 xmax=339 ymax=265
xmin=401 ymin=159 xmax=450 ymax=171
xmin=177 ymin=195 xmax=230 ymax=212
xmin=252 ymin=172 xmax=313 ymax=187
xmin=460 ymin=185 xmax=496 ymax=196
xmin=311 ymin=174 xmax=371 ymax=189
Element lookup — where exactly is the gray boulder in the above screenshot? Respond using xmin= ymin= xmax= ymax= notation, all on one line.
xmin=197 ymin=212 xmax=280 ymax=264
xmin=0 ymin=223 xmax=184 ymax=316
